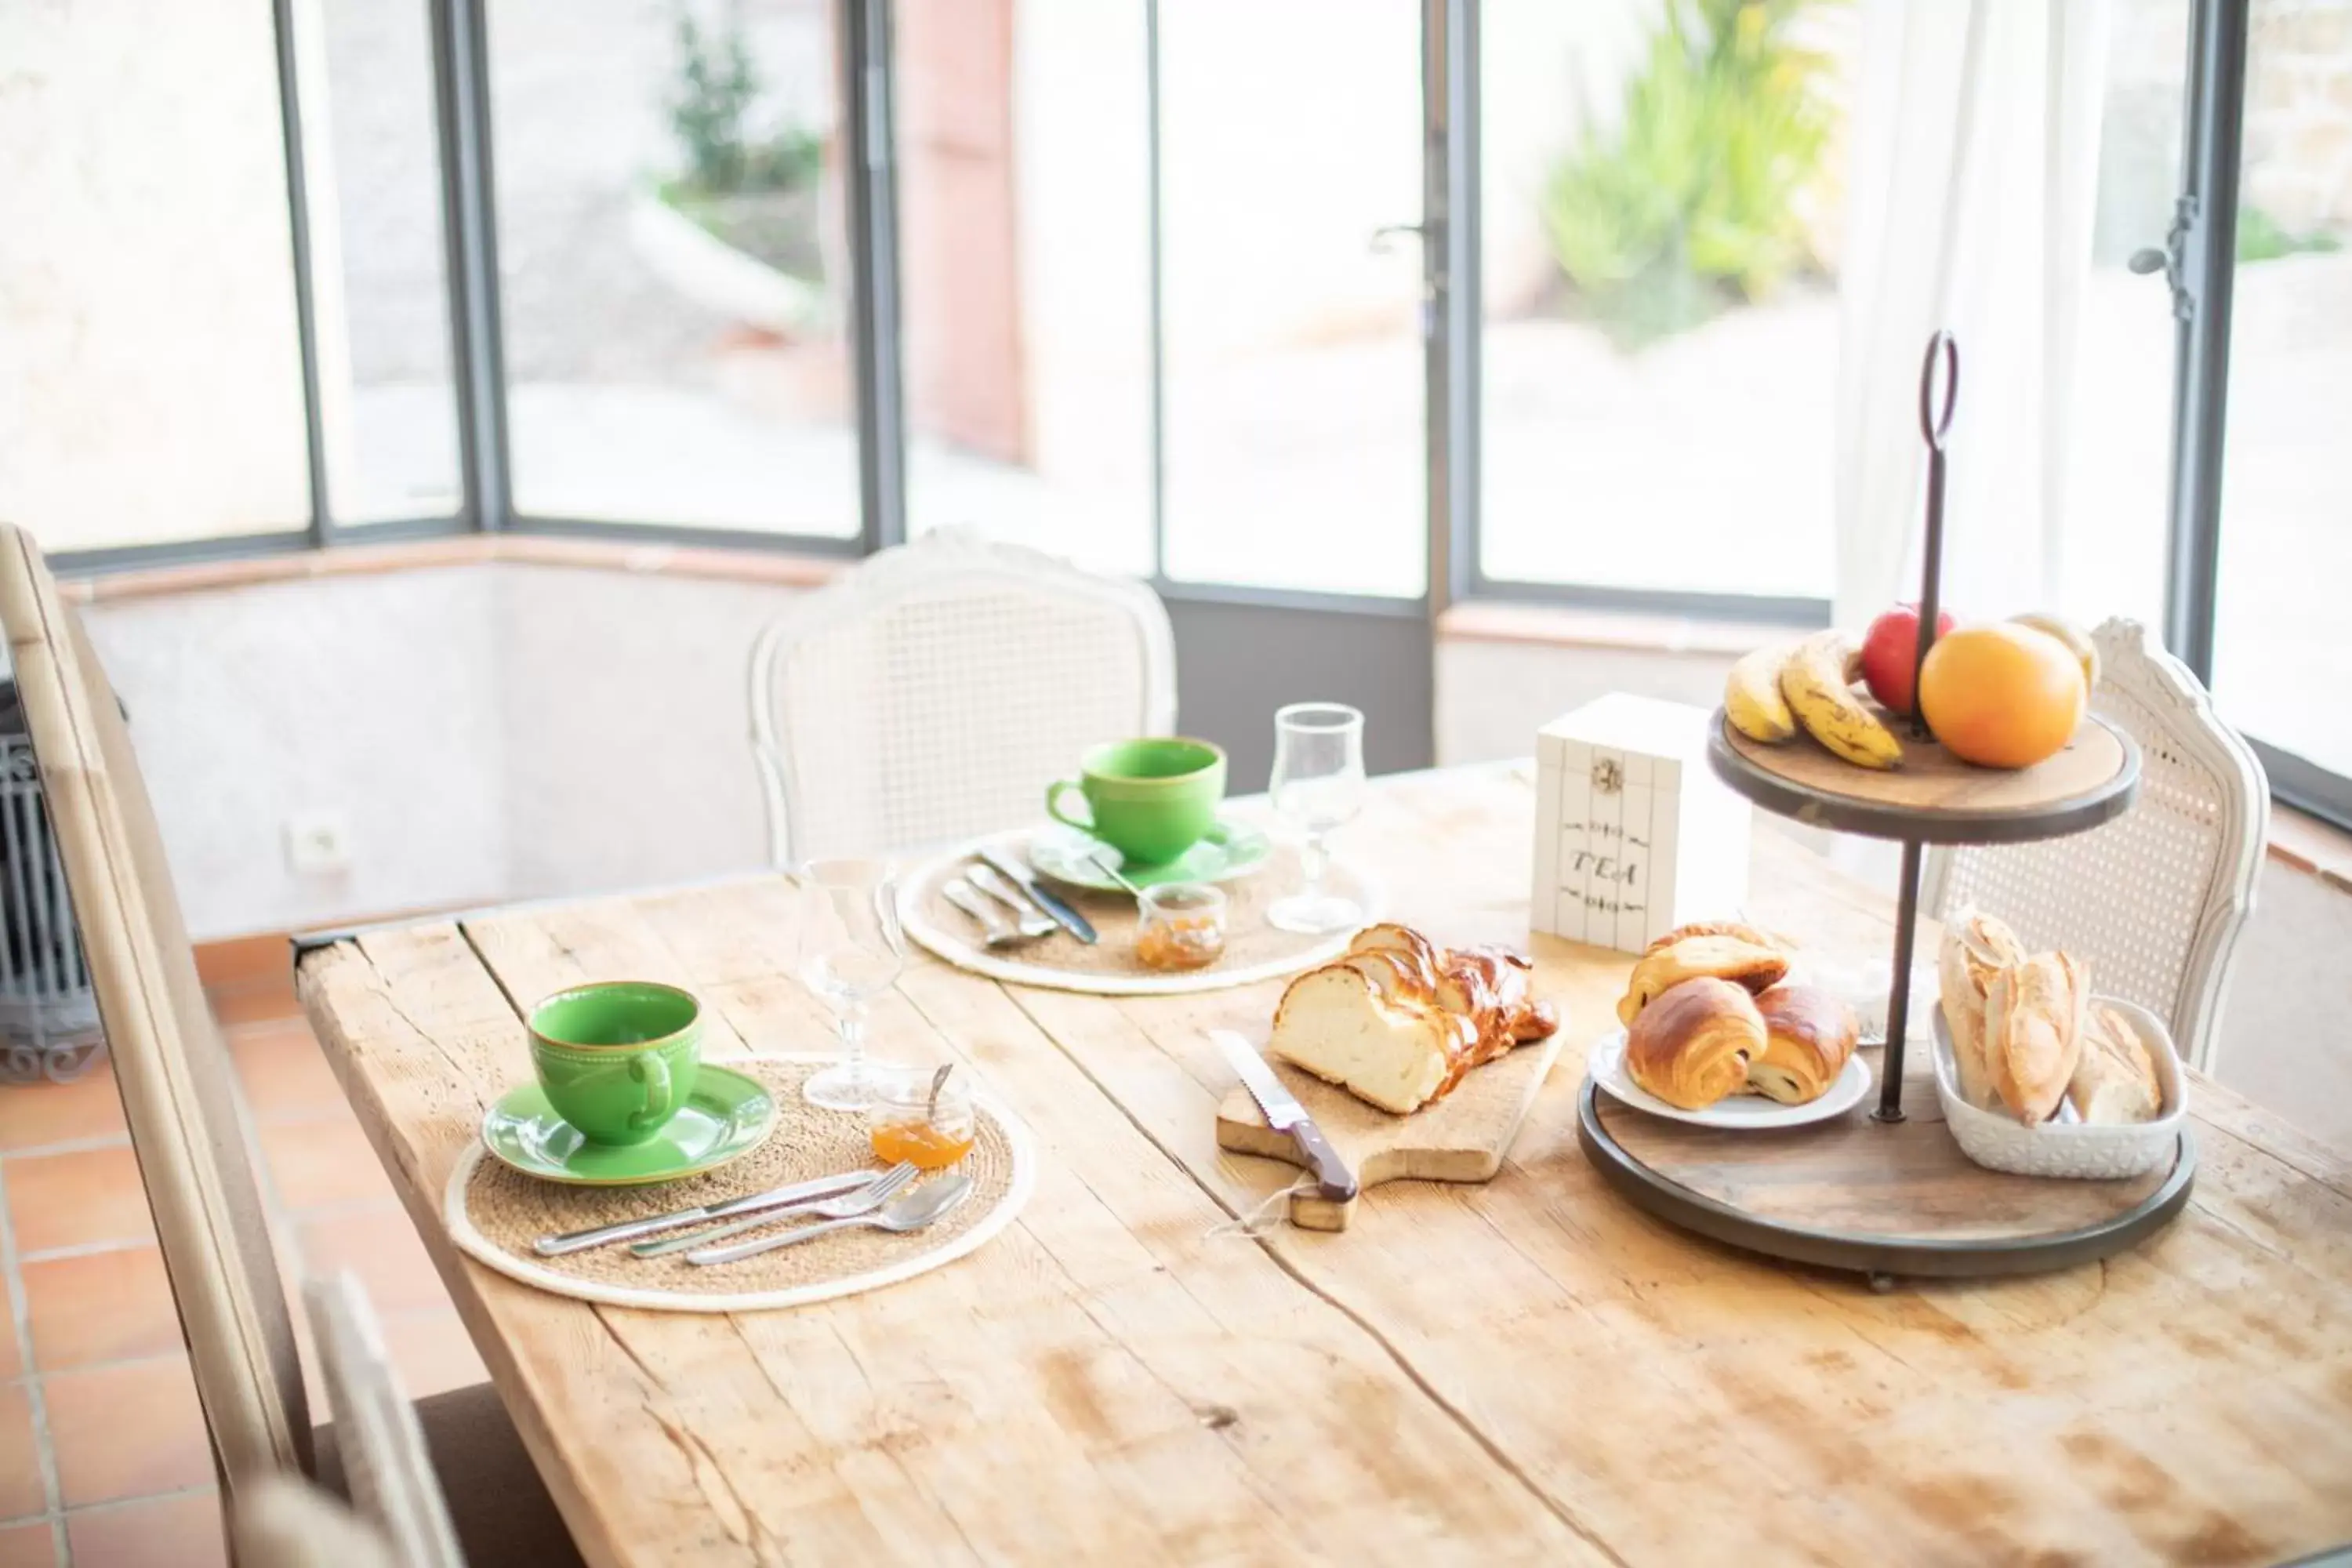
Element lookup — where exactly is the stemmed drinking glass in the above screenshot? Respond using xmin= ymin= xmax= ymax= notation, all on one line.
xmin=794 ymin=859 xmax=906 ymax=1111
xmin=1267 ymin=702 xmax=1367 ymax=935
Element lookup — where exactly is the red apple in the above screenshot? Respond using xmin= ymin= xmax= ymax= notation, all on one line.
xmin=1859 ymin=603 xmax=1958 ymax=713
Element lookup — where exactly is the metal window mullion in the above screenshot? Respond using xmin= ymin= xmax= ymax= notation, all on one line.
xmin=842 ymin=0 xmax=907 ymax=555
xmin=1145 ymin=0 xmax=1168 ymax=584
xmin=1430 ymin=0 xmax=1478 ymax=615
xmin=270 ymin=0 xmax=334 ymax=547
xmin=2160 ymin=0 xmax=2249 ymax=682
xmin=430 ymin=0 xmax=512 ymax=533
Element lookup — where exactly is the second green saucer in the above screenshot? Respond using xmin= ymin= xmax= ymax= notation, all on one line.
xmin=481 ymin=1062 xmax=775 ymax=1187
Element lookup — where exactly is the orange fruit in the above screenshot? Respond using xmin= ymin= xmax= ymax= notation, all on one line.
xmin=1918 ymin=623 xmax=2087 ymax=769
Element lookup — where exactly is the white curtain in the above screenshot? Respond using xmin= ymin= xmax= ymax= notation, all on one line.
xmin=1833 ymin=0 xmax=2114 ymax=631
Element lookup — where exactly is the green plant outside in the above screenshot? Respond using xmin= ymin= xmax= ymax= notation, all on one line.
xmin=1543 ymin=0 xmax=1840 ymax=347
xmin=2236 ymin=204 xmax=2343 ymax=265
xmin=667 ymin=5 xmax=823 ymax=198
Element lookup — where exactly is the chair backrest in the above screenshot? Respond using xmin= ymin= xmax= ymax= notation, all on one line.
xmin=750 ymin=530 xmax=1178 ymax=862
xmin=0 ymin=525 xmax=310 ymax=1487
xmin=306 ymin=1273 xmax=466 ymax=1568
xmin=1922 ymin=617 xmax=2268 ymax=1072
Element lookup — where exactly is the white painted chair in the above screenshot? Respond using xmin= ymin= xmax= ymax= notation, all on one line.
xmin=1922 ymin=618 xmax=2268 ymax=1073
xmin=749 ymin=529 xmax=1178 ymax=863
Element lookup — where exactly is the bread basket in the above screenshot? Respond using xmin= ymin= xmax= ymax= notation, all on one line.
xmin=1931 ymin=995 xmax=2187 ymax=1180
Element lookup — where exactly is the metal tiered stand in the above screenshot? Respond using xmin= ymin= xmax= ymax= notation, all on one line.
xmin=1576 ymin=335 xmax=2190 ymax=1287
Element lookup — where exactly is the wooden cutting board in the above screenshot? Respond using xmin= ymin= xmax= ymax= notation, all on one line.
xmin=1214 ymin=1033 xmax=1566 ymax=1232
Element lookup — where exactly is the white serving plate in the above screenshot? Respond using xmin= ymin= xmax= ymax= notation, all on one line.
xmin=1586 ymin=1028 xmax=1872 ymax=1129
xmin=1931 ymin=994 xmax=2187 ymax=1180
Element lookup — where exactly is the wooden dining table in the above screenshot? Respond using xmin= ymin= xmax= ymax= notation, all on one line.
xmin=296 ymin=764 xmax=2352 ymax=1567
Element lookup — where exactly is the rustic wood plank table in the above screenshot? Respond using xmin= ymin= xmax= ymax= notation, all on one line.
xmin=297 ymin=766 xmax=2352 ymax=1567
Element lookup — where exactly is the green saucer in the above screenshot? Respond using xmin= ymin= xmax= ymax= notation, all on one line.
xmin=1028 ymin=818 xmax=1273 ymax=892
xmin=481 ymin=1062 xmax=776 ymax=1187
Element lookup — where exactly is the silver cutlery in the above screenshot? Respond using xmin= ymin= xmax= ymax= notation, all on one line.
xmin=942 ymin=877 xmax=1029 ymax=949
xmin=687 ymin=1173 xmax=973 ymax=1266
xmin=1086 ymin=848 xmax=1143 ymax=898
xmin=976 ymin=847 xmax=1097 ymax=944
xmin=532 ymin=1167 xmax=877 ymax=1257
xmin=630 ymin=1161 xmax=919 ymax=1258
xmin=967 ymin=863 xmax=1058 ymax=938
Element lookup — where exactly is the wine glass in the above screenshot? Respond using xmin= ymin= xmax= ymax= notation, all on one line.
xmin=1267 ymin=702 xmax=1367 ymax=934
xmin=793 ymin=859 xmax=906 ymax=1111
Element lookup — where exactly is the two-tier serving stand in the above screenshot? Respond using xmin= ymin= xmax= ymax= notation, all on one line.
xmin=1576 ymin=335 xmax=2194 ymax=1288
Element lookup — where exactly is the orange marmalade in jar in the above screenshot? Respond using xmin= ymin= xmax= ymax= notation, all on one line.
xmin=1133 ymin=882 xmax=1227 ymax=972
xmin=866 ymin=1069 xmax=975 ymax=1171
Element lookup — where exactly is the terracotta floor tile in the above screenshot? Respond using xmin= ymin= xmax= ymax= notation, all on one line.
xmin=205 ymin=981 xmax=299 ymax=1029
xmin=24 ymin=1246 xmax=181 ymax=1370
xmin=0 ymin=1522 xmax=56 ymax=1568
xmin=229 ymin=1018 xmax=347 ymax=1123
xmin=0 ymin=1385 xmax=45 ymax=1519
xmin=66 ymin=1490 xmax=224 ymax=1568
xmin=292 ymin=1207 xmax=450 ymax=1316
xmin=253 ymin=1112 xmax=394 ymax=1212
xmin=0 ymin=1062 xmax=125 ymax=1153
xmin=3 ymin=1147 xmax=153 ymax=1255
xmin=45 ymin=1359 xmax=211 ymax=1506
xmin=0 ymin=1284 xmax=18 ymax=1381
xmin=382 ymin=1309 xmax=487 ymax=1399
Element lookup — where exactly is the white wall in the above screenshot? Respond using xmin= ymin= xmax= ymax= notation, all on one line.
xmin=78 ymin=564 xmax=811 ymax=939
xmin=82 ymin=571 xmax=507 ymax=938
xmin=494 ymin=564 xmax=808 ymax=901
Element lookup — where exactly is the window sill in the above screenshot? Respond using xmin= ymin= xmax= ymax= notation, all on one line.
xmin=58 ymin=532 xmax=845 ymax=604
xmin=1437 ymin=598 xmax=1798 ymax=658
xmin=2268 ymin=804 xmax=2352 ymax=895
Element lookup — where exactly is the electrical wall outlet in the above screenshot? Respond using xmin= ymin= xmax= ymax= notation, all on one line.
xmin=284 ymin=810 xmax=354 ymax=877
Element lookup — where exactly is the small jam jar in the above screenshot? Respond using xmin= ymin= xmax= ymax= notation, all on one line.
xmin=866 ymin=1067 xmax=976 ymax=1171
xmin=1133 ymin=882 xmax=1228 ymax=972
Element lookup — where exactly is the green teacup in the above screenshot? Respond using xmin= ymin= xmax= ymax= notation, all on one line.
xmin=526 ymin=982 xmax=702 ymax=1147
xmin=1046 ymin=738 xmax=1226 ymax=866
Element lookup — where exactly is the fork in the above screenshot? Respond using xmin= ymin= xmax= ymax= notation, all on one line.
xmin=628 ymin=1162 xmax=919 ymax=1258
xmin=967 ymin=863 xmax=1058 ymax=938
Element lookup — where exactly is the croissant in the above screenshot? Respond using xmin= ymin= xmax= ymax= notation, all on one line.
xmin=1624 ymin=978 xmax=1766 ymax=1111
xmin=1939 ymin=909 xmax=2026 ymax=1109
xmin=1985 ymin=951 xmax=2088 ymax=1126
xmin=1642 ymin=920 xmax=1787 ymax=957
xmin=1617 ymin=934 xmax=1788 ymax=1027
xmin=1748 ymin=985 xmax=1859 ymax=1105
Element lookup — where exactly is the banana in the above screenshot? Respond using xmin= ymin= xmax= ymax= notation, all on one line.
xmin=1724 ymin=641 xmax=1798 ymax=743
xmin=2009 ymin=612 xmax=2099 ymax=693
xmin=1780 ymin=632 xmax=1904 ymax=769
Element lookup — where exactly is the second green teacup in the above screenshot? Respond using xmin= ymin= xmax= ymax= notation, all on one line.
xmin=527 ymin=981 xmax=702 ymax=1146
xmin=1046 ymin=737 xmax=1226 ymax=866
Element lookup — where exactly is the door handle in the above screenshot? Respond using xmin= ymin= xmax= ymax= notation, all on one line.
xmin=1368 ymin=222 xmax=1427 ymax=255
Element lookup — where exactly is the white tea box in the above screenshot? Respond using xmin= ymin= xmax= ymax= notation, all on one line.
xmin=1532 ymin=694 xmax=1751 ymax=953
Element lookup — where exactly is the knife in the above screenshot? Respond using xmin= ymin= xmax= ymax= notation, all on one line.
xmin=977 ymin=847 xmax=1097 ymax=945
xmin=1210 ymin=1029 xmax=1357 ymax=1203
xmin=531 ymin=1168 xmax=876 ymax=1256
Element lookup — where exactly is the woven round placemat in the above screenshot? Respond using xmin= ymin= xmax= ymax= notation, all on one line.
xmin=445 ymin=1057 xmax=1033 ymax=1313
xmin=899 ymin=830 xmax=1378 ymax=995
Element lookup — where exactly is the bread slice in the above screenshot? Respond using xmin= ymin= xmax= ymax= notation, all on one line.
xmin=1268 ymin=964 xmax=1479 ymax=1115
xmin=2067 ymin=1004 xmax=2161 ymax=1124
xmin=1939 ymin=909 xmax=2026 ymax=1109
xmin=1985 ymin=951 xmax=2087 ymax=1126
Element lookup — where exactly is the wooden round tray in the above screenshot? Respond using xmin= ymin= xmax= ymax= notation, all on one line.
xmin=1576 ymin=1056 xmax=2195 ymax=1283
xmin=1708 ymin=709 xmax=2141 ymax=844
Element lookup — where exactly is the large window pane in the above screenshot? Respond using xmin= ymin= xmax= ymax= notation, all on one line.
xmin=487 ymin=0 xmax=858 ymax=536
xmin=0 ymin=0 xmax=310 ymax=554
xmin=301 ymin=0 xmax=463 ymax=523
xmin=1156 ymin=0 xmax=1427 ymax=598
xmin=2212 ymin=1 xmax=2352 ymax=780
xmin=1478 ymin=2 xmax=1857 ymax=598
xmin=895 ymin=0 xmax=1156 ymax=577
